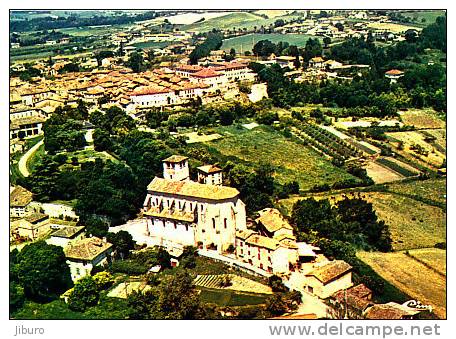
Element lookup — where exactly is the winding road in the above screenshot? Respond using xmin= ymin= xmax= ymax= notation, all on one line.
xmin=18 ymin=139 xmax=44 ymax=177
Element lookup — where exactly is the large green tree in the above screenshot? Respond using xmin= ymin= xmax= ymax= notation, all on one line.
xmin=15 ymin=241 xmax=72 ymax=301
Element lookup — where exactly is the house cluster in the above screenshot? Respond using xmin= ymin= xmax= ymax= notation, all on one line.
xmin=9 ymin=56 xmax=259 ymax=133
xmin=139 ymin=156 xmax=354 ymax=297
xmin=276 ymin=55 xmax=371 ymax=83
xmin=136 ymin=154 xmax=432 ymax=319
xmin=10 ymin=184 xmax=114 ymax=282
xmin=10 ymin=185 xmax=79 ymax=242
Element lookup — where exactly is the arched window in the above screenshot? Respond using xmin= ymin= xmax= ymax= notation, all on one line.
xmin=212 ymin=218 xmax=216 ymax=229
xmin=223 ymin=218 xmax=227 ymax=229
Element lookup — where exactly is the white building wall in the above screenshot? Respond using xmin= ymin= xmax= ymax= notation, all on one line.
xmin=306 ymin=272 xmax=353 ymax=299
xmin=144 ymin=192 xmax=245 ymax=253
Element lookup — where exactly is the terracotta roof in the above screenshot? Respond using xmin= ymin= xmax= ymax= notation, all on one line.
xmin=163 ymin=155 xmax=188 ymax=163
xmin=148 ymin=177 xmax=239 ymax=201
xmin=25 ymin=213 xmax=49 ymax=224
xmin=347 ymin=283 xmax=372 ymax=299
xmin=131 ymin=86 xmax=172 ymax=96
xmin=275 ymin=233 xmax=296 ymax=242
xmin=236 ymin=229 xmax=256 ymax=241
xmin=385 ymin=69 xmax=404 ymax=75
xmin=10 ymin=116 xmax=46 ymax=129
xmin=197 ymin=165 xmax=222 ymax=174
xmin=144 ymin=207 xmax=196 ymax=223
xmin=175 ymin=65 xmax=203 ymax=72
xmin=192 ymin=68 xmax=221 ymax=78
xmin=10 ymin=186 xmax=33 ymax=207
xmin=333 ymin=285 xmax=374 ymax=312
xmin=64 ymin=237 xmax=113 ymax=261
xmin=86 ymin=88 xmax=104 ymax=95
xmin=245 ymin=234 xmax=280 ymax=251
xmin=365 ymin=302 xmax=420 ymax=320
xmin=256 ymin=208 xmax=293 ymax=233
xmin=51 ymin=226 xmax=85 ymax=239
xmin=307 ymin=260 xmax=352 ymax=284
xmin=310 ymin=56 xmax=325 ymax=63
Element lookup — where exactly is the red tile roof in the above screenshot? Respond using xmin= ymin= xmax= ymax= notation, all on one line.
xmin=192 ymin=68 xmax=221 ymax=78
xmin=131 ymin=86 xmax=172 ymax=96
xmin=385 ymin=69 xmax=404 ymax=75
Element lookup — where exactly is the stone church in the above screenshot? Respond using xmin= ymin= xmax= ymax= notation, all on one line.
xmin=143 ymin=155 xmax=247 ymax=253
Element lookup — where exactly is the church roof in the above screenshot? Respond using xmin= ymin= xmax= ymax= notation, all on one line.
xmin=147 ymin=177 xmax=239 ymax=201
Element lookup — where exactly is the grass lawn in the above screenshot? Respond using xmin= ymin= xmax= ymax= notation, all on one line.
xmin=357 ymin=250 xmax=446 ymax=319
xmin=198 ymin=287 xmax=269 ymax=307
xmin=201 ymin=124 xmax=358 ymax=191
xmin=222 ymin=33 xmax=321 ymax=52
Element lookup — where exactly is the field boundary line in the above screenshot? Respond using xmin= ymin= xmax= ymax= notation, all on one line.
xmin=404 ymin=250 xmax=446 ymax=278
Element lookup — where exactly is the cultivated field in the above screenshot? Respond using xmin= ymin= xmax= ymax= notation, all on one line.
xmin=399 ymin=109 xmax=445 ymax=129
xmin=279 ymin=188 xmax=446 ymax=251
xmin=363 ymin=192 xmax=446 ymax=251
xmin=204 ymin=125 xmax=358 ymax=190
xmin=365 ymin=161 xmax=403 ymax=184
xmin=222 ymin=33 xmax=320 ymax=52
xmin=184 ymin=12 xmax=303 ymax=32
xmin=385 ymin=131 xmax=446 ymax=168
xmin=366 ymin=22 xmax=423 ymax=34
xmin=357 ymin=250 xmax=446 ymax=319
xmin=384 ymin=178 xmax=446 ymax=207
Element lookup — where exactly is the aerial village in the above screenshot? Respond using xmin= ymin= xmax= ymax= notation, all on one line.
xmin=10 ymin=10 xmax=446 ymax=320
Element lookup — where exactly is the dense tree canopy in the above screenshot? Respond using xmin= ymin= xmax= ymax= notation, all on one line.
xmin=13 ymin=241 xmax=72 ymax=301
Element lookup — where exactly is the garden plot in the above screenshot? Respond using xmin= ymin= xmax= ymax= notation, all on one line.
xmin=399 ymin=109 xmax=445 ymax=129
xmin=365 ymin=161 xmax=404 ymax=184
xmin=184 ymin=131 xmax=223 ymax=144
xmin=107 ymin=281 xmax=151 ymax=299
xmin=385 ymin=131 xmax=446 ymax=168
xmin=194 ymin=274 xmax=272 ymax=294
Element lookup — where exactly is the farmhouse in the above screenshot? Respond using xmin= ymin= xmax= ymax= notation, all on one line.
xmin=64 ymin=237 xmax=114 ymax=281
xmin=9 ymin=116 xmax=46 ymax=140
xmin=304 ymin=260 xmax=353 ymax=299
xmin=255 ymin=208 xmax=294 ymax=239
xmin=235 ymin=229 xmax=299 ymax=274
xmin=143 ymin=156 xmax=247 ymax=253
xmin=385 ymin=69 xmax=404 ymax=83
xmin=10 ymin=213 xmax=50 ymax=241
xmin=10 ymin=185 xmax=33 ymax=218
xmin=47 ymin=226 xmax=86 ymax=248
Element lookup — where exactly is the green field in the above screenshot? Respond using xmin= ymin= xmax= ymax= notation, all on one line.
xmin=198 ymin=287 xmax=269 ymax=307
xmin=402 ymin=10 xmax=446 ymax=26
xmin=184 ymin=12 xmax=303 ymax=32
xmin=222 ymin=33 xmax=320 ymax=52
xmin=201 ymin=125 xmax=358 ymax=191
xmin=383 ymin=178 xmax=446 ymax=208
